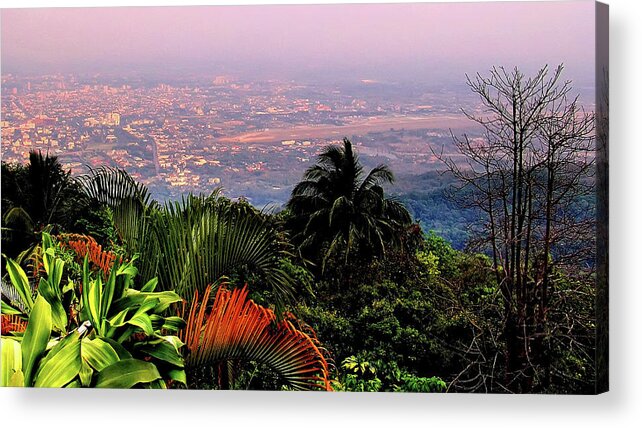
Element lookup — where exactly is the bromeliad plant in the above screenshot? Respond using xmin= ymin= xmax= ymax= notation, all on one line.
xmin=1 ymin=233 xmax=186 ymax=388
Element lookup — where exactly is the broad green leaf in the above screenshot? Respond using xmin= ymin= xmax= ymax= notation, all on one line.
xmin=80 ymin=255 xmax=90 ymax=322
xmin=1 ymin=338 xmax=22 ymax=387
xmin=9 ymin=370 xmax=24 ymax=387
xmin=99 ymin=337 xmax=132 ymax=360
xmin=49 ymin=258 xmax=65 ymax=295
xmin=105 ymin=309 xmax=130 ymax=336
xmin=34 ymin=332 xmax=82 ymax=388
xmin=111 ymin=291 xmax=181 ymax=314
xmin=62 ymin=280 xmax=75 ymax=295
xmin=134 ymin=340 xmax=184 ymax=367
xmin=142 ymin=379 xmax=166 ymax=389
xmin=22 ymin=295 xmax=52 ymax=386
xmin=150 ymin=315 xmax=185 ymax=332
xmin=37 ymin=278 xmax=67 ymax=332
xmin=79 ymin=359 xmax=94 ymax=387
xmin=134 ymin=297 xmax=160 ymax=317
xmin=41 ymin=233 xmax=55 ymax=276
xmin=127 ymin=313 xmax=154 ymax=336
xmin=81 ymin=337 xmax=120 ymax=371
xmin=88 ymin=278 xmax=103 ymax=330
xmin=140 ymin=278 xmax=158 ymax=293
xmin=100 ymin=264 xmax=118 ymax=320
xmin=161 ymin=335 xmax=184 ymax=352
xmin=167 ymin=369 xmax=187 ymax=385
xmin=1 ymin=301 xmax=23 ymax=316
xmin=95 ymin=359 xmax=161 ymax=389
xmin=6 ymin=258 xmax=34 ymax=311
xmin=116 ymin=258 xmax=138 ymax=277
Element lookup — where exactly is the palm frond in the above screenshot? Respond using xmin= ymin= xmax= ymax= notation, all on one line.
xmin=139 ymin=195 xmax=295 ymax=314
xmin=78 ymin=167 xmax=154 ymax=253
xmin=286 ymin=138 xmax=412 ymax=264
xmin=1 ymin=278 xmax=34 ymax=315
xmin=79 ymin=166 xmax=151 ymax=207
xmin=180 ymin=285 xmax=332 ymax=391
xmin=0 ymin=313 xmax=27 ymax=333
xmin=358 ymin=164 xmax=395 ymax=195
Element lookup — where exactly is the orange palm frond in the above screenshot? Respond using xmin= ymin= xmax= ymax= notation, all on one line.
xmin=180 ymin=285 xmax=333 ymax=391
xmin=59 ymin=233 xmax=119 ymax=274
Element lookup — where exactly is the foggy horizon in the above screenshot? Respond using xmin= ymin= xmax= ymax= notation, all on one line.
xmin=1 ymin=2 xmax=596 ymax=86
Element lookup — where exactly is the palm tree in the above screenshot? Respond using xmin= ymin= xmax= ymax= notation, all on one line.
xmin=26 ymin=150 xmax=74 ymax=227
xmin=1 ymin=151 xmax=87 ymax=262
xmin=287 ymin=138 xmax=411 ymax=268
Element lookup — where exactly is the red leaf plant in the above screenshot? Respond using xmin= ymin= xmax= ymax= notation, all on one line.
xmin=180 ymin=285 xmax=333 ymax=391
xmin=59 ymin=233 xmax=119 ymax=275
xmin=0 ymin=314 xmax=27 ymax=334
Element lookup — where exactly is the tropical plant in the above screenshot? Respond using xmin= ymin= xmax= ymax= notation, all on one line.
xmin=142 ymin=195 xmax=296 ymax=314
xmin=79 ymin=168 xmax=297 ymax=315
xmin=287 ymin=138 xmax=411 ymax=269
xmin=179 ymin=285 xmax=332 ymax=391
xmin=1 ymin=206 xmax=39 ymax=267
xmin=59 ymin=233 xmax=119 ymax=275
xmin=1 ymin=295 xmax=166 ymax=388
xmin=1 ymin=233 xmax=186 ymax=388
xmin=1 ymin=152 xmax=111 ymax=263
xmin=78 ymin=166 xmax=153 ymax=253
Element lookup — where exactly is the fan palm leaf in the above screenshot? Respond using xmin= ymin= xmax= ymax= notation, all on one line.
xmin=142 ymin=195 xmax=295 ymax=314
xmin=180 ymin=285 xmax=332 ymax=391
xmin=79 ymin=166 xmax=151 ymax=207
xmin=78 ymin=167 xmax=153 ymax=252
xmin=79 ymin=168 xmax=295 ymax=314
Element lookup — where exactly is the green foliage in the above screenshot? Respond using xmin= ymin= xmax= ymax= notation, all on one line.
xmin=20 ymin=295 xmax=53 ymax=386
xmin=78 ymin=168 xmax=297 ymax=316
xmin=422 ymin=231 xmax=460 ymax=277
xmin=1 ymin=145 xmax=598 ymax=393
xmin=1 ymin=152 xmax=98 ymax=262
xmin=1 ymin=233 xmax=185 ymax=388
xmin=140 ymin=194 xmax=295 ymax=315
xmin=395 ymin=374 xmax=446 ymax=393
xmin=333 ymin=353 xmax=446 ymax=393
xmin=295 ymin=233 xmax=507 ymax=393
xmin=73 ymin=205 xmax=120 ymax=249
xmin=94 ymin=359 xmax=162 ymax=389
xmin=1 ymin=326 xmax=165 ymax=388
xmin=416 ymin=250 xmax=441 ymax=276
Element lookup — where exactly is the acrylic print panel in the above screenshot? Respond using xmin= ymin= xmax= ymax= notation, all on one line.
xmin=0 ymin=1 xmax=608 ymax=394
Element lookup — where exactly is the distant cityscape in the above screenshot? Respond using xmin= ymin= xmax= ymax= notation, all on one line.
xmin=1 ymin=73 xmax=483 ymax=206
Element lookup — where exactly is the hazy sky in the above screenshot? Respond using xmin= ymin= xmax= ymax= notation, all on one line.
xmin=1 ymin=2 xmax=596 ymax=84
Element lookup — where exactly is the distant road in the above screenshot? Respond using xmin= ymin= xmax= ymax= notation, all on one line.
xmin=218 ymin=114 xmax=476 ymax=144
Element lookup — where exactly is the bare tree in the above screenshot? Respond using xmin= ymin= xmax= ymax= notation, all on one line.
xmin=438 ymin=64 xmax=595 ymax=392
